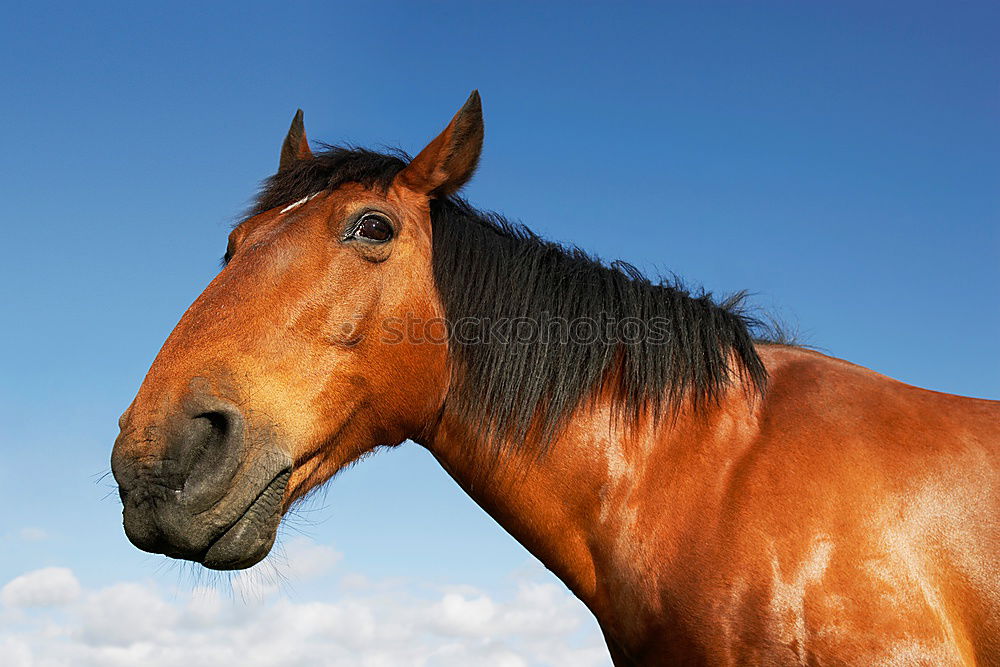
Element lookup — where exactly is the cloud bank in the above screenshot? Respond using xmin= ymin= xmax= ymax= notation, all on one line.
xmin=0 ymin=538 xmax=609 ymax=667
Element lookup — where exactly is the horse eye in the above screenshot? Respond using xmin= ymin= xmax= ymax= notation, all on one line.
xmin=353 ymin=214 xmax=394 ymax=242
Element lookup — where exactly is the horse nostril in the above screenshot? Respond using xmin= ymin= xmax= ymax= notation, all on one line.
xmin=166 ymin=399 xmax=246 ymax=510
xmin=195 ymin=410 xmax=231 ymax=454
xmin=171 ymin=406 xmax=236 ymax=467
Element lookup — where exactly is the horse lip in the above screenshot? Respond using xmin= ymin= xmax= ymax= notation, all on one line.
xmin=200 ymin=467 xmax=292 ymax=570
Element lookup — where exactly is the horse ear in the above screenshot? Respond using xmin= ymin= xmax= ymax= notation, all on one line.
xmin=397 ymin=91 xmax=483 ymax=198
xmin=279 ymin=109 xmax=313 ymax=170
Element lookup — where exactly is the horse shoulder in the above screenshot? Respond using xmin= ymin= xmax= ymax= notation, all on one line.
xmin=635 ymin=346 xmax=1000 ymax=664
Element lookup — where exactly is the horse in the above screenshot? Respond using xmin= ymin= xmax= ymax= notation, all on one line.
xmin=111 ymin=92 xmax=1000 ymax=665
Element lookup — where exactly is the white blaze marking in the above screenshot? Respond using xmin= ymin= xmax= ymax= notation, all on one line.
xmin=280 ymin=192 xmax=319 ymax=214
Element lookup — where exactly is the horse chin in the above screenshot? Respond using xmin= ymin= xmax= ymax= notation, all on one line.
xmin=200 ymin=468 xmax=292 ymax=570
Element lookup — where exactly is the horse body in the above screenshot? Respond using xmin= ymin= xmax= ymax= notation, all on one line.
xmin=111 ymin=93 xmax=999 ymax=664
xmin=421 ymin=342 xmax=999 ymax=664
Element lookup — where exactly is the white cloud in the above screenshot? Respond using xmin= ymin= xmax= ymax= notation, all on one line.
xmin=282 ymin=536 xmax=342 ymax=579
xmin=0 ymin=540 xmax=611 ymax=667
xmin=230 ymin=536 xmax=343 ymax=600
xmin=77 ymin=582 xmax=179 ymax=647
xmin=429 ymin=591 xmax=497 ymax=636
xmin=2 ymin=567 xmax=81 ymax=608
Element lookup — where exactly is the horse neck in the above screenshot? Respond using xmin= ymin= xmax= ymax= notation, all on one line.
xmin=415 ymin=378 xmax=762 ymax=620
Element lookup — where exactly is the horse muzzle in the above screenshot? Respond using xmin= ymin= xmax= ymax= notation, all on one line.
xmin=111 ymin=393 xmax=292 ymax=570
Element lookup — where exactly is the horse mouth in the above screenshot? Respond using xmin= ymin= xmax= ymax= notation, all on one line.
xmin=200 ymin=467 xmax=292 ymax=570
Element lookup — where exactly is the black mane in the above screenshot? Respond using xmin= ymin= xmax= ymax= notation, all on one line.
xmin=252 ymin=147 xmax=772 ymax=453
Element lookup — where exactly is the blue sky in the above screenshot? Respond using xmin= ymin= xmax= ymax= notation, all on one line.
xmin=0 ymin=2 xmax=997 ymax=664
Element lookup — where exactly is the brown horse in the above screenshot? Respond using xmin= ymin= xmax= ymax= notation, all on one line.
xmin=111 ymin=92 xmax=1000 ymax=665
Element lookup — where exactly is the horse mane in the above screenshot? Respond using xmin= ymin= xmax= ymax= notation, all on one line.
xmin=251 ymin=146 xmax=773 ymax=454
